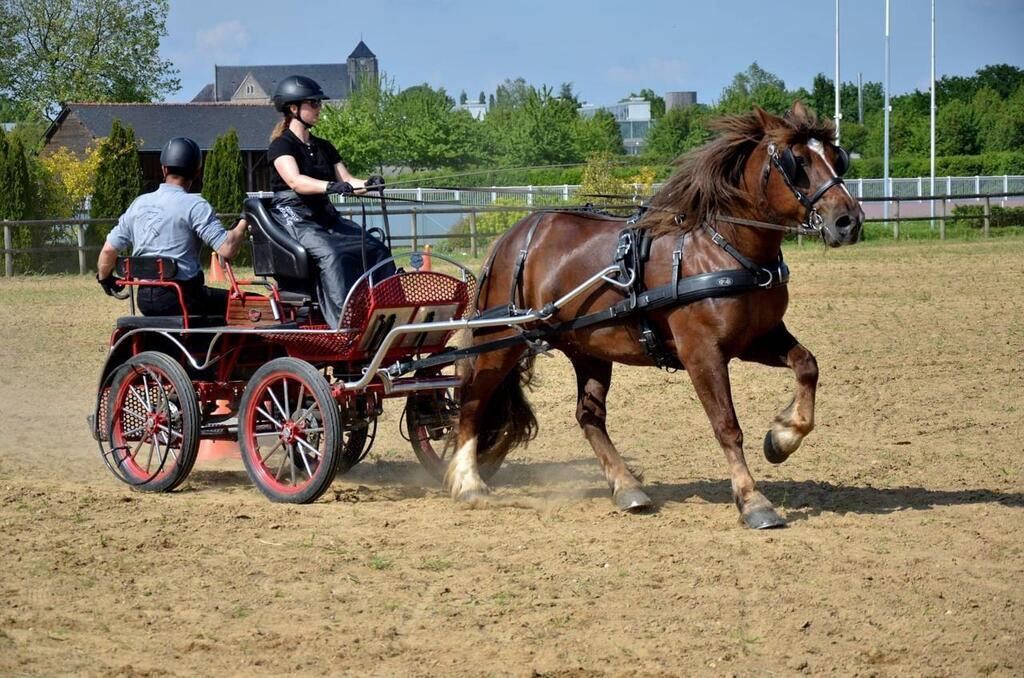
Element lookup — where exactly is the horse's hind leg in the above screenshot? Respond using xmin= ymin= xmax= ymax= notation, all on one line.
xmin=679 ymin=343 xmax=786 ymax=529
xmin=570 ymin=354 xmax=652 ymax=512
xmin=445 ymin=344 xmax=525 ymax=502
xmin=740 ymin=324 xmax=818 ymax=464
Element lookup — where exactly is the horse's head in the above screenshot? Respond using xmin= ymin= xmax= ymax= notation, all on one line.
xmin=754 ymin=102 xmax=864 ymax=247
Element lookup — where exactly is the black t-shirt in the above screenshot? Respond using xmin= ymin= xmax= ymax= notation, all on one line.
xmin=267 ymin=129 xmax=342 ymax=193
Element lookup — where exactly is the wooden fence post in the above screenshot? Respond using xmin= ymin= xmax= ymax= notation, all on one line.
xmin=77 ymin=225 xmax=87 ymax=274
xmin=410 ymin=210 xmax=418 ymax=252
xmin=3 ymin=223 xmax=12 ymax=277
xmin=983 ymin=196 xmax=991 ymax=237
xmin=469 ymin=210 xmax=478 ymax=258
xmin=939 ymin=198 xmax=946 ymax=240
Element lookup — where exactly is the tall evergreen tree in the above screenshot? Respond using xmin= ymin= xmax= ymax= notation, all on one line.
xmin=89 ymin=119 xmax=141 ymax=244
xmin=202 ymin=129 xmax=245 ymax=214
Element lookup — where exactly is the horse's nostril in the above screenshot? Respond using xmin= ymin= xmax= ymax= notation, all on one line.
xmin=834 ymin=215 xmax=852 ymax=232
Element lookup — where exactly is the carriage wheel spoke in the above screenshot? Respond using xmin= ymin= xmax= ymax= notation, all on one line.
xmin=256 ymin=405 xmax=283 ymax=428
xmin=259 ymin=440 xmax=284 ymax=465
xmin=145 ymin=439 xmax=156 ymax=472
xmin=296 ymin=441 xmax=315 ymax=478
xmin=268 ymin=385 xmax=288 ymax=422
xmin=140 ymin=374 xmax=154 ymax=411
xmin=291 ymin=384 xmax=306 ymax=420
xmin=157 ymin=424 xmax=183 ymax=440
xmin=274 ymin=444 xmax=290 ymax=481
xmin=129 ymin=385 xmax=151 ymax=413
xmin=288 ymin=444 xmax=296 ymax=485
xmin=120 ymin=425 xmax=146 ymax=438
xmin=295 ymin=436 xmax=321 ymax=460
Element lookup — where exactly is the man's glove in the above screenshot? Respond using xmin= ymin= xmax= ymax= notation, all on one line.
xmin=366 ymin=175 xmax=385 ymax=190
xmin=97 ymin=273 xmax=123 ymax=297
xmin=326 ymin=181 xmax=353 ymax=196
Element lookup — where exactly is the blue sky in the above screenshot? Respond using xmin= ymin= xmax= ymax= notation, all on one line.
xmin=163 ymin=0 xmax=1024 ymax=105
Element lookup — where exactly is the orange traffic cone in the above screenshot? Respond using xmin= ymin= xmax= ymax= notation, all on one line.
xmin=422 ymin=244 xmax=432 ymax=271
xmin=208 ymin=252 xmax=224 ymax=283
xmin=198 ymin=400 xmax=240 ymax=461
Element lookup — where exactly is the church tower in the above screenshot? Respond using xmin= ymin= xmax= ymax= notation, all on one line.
xmin=347 ymin=40 xmax=378 ymax=92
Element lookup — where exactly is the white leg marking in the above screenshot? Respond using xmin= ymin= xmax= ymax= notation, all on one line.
xmin=445 ymin=437 xmax=488 ymax=499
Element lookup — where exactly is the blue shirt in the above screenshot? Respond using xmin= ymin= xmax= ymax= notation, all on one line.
xmin=106 ymin=184 xmax=229 ymax=280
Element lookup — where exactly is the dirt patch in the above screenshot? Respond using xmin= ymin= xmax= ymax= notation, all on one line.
xmin=1 ymin=240 xmax=1022 ymax=676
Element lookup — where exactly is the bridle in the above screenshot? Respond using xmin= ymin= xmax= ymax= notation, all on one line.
xmin=763 ymin=139 xmax=849 ymax=233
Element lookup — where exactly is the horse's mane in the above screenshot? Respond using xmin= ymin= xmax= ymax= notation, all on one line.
xmin=638 ymin=105 xmax=837 ymax=236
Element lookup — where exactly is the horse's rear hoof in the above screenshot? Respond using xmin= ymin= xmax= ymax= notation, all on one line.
xmin=742 ymin=506 xmax=787 ymax=530
xmin=763 ymin=430 xmax=788 ymax=464
xmin=614 ymin=488 xmax=653 ymax=513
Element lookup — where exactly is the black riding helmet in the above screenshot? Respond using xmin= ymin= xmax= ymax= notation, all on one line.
xmin=272 ymin=75 xmax=327 ymax=112
xmin=160 ymin=137 xmax=202 ymax=179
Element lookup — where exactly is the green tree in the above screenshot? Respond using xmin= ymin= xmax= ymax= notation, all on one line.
xmin=936 ymin=99 xmax=979 ymax=156
xmin=644 ymin=105 xmax=711 ymax=159
xmin=0 ymin=0 xmax=180 ymax=119
xmin=972 ymin=88 xmax=1006 ymax=153
xmin=315 ymin=74 xmax=398 ymax=174
xmin=573 ymin=110 xmax=622 ymax=157
xmin=391 ymin=84 xmax=479 ymax=171
xmin=202 ymin=129 xmax=245 ymax=214
xmin=89 ymin=119 xmax=141 ymax=244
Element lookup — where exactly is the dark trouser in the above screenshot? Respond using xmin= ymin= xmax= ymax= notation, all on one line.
xmin=271 ymin=197 xmax=395 ymax=329
xmin=137 ymin=271 xmax=228 ymax=318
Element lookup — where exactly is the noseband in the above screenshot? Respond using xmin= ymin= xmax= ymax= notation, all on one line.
xmin=765 ymin=141 xmax=848 ymax=231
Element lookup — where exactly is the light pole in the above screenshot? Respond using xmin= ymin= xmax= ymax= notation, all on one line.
xmin=930 ymin=0 xmax=937 ymax=225
xmin=835 ymin=0 xmax=842 ymax=145
xmin=883 ymin=0 xmax=891 ymax=221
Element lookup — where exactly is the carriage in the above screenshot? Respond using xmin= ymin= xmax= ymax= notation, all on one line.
xmin=90 ymin=104 xmax=864 ymax=527
xmin=88 ymin=195 xmax=485 ymax=503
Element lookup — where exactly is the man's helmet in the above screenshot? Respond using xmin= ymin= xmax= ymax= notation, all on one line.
xmin=272 ymin=75 xmax=327 ymax=112
xmin=160 ymin=137 xmax=202 ymax=178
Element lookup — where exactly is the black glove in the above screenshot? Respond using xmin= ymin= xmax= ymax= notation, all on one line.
xmin=326 ymin=181 xmax=353 ymax=196
xmin=366 ymin=175 xmax=385 ymax=190
xmin=97 ymin=273 xmax=123 ymax=297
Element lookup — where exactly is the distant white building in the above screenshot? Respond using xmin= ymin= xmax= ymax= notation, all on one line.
xmin=456 ymin=101 xmax=487 ymax=120
xmin=578 ymin=97 xmax=652 ymax=155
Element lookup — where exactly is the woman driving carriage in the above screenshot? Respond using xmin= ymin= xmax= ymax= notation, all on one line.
xmin=268 ymin=75 xmax=395 ymax=328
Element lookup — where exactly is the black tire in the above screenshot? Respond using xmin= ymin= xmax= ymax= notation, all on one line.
xmin=237 ymin=358 xmax=342 ymax=503
xmin=336 ymin=425 xmax=371 ymax=474
xmin=106 ymin=351 xmax=200 ymax=492
xmin=406 ymin=381 xmax=503 ymax=484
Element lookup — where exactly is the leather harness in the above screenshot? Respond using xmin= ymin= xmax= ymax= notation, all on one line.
xmin=460 ymin=209 xmax=789 ymax=373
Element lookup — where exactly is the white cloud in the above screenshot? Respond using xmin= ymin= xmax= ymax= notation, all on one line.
xmin=604 ymin=57 xmax=692 ymax=88
xmin=195 ymin=20 xmax=249 ymax=64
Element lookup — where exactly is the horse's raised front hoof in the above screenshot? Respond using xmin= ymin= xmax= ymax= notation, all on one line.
xmin=614 ymin=487 xmax=653 ymax=513
xmin=763 ymin=430 xmax=789 ymax=464
xmin=742 ymin=505 xmax=787 ymax=530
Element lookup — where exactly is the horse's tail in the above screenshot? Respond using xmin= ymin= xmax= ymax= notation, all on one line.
xmin=476 ymin=353 xmax=538 ymax=471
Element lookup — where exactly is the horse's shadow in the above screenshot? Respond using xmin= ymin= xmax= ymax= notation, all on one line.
xmin=644 ymin=478 xmax=1024 ymax=522
xmin=184 ymin=460 xmax=1023 ymax=520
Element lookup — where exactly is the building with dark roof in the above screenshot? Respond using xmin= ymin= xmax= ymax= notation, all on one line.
xmin=43 ymin=103 xmax=280 ymax=192
xmin=191 ymin=41 xmax=378 ymax=104
xmin=41 ymin=40 xmax=380 ymax=193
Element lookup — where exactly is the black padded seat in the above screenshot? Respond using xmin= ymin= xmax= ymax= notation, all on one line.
xmin=243 ymin=197 xmax=319 ymax=301
xmin=115 ymin=315 xmax=228 ymax=330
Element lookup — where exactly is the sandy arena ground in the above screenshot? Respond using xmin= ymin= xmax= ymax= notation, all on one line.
xmin=1 ymin=238 xmax=1022 ymax=676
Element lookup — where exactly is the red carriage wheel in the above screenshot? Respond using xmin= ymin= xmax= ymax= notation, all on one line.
xmin=238 ymin=358 xmax=342 ymax=503
xmin=106 ymin=351 xmax=200 ymax=492
xmin=405 ymin=371 xmax=503 ymax=483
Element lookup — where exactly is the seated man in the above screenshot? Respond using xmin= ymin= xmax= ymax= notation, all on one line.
xmin=96 ymin=137 xmax=249 ymax=317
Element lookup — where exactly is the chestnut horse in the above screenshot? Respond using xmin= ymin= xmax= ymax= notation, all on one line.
xmin=447 ymin=102 xmax=863 ymax=528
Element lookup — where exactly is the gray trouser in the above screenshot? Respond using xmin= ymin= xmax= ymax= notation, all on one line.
xmin=271 ymin=197 xmax=394 ymax=329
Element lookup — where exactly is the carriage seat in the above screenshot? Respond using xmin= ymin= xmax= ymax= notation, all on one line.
xmin=243 ymin=197 xmax=317 ymax=302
